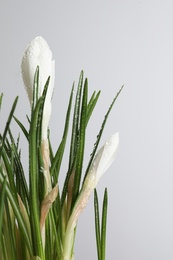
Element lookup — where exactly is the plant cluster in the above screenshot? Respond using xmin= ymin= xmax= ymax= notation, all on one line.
xmin=0 ymin=37 xmax=122 ymax=260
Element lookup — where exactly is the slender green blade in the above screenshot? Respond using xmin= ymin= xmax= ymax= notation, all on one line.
xmin=1 ymin=233 xmax=8 ymax=260
xmin=13 ymin=116 xmax=29 ymax=141
xmin=72 ymin=79 xmax=88 ymax=204
xmin=45 ymin=215 xmax=52 ymax=259
xmin=29 ymin=76 xmax=50 ymax=259
xmin=51 ymin=84 xmax=74 ymax=182
xmin=2 ymin=145 xmax=17 ymax=200
xmin=86 ymin=90 xmax=101 ymax=126
xmin=0 ymin=96 xmax=18 ymax=158
xmin=0 ymin=177 xmax=7 ymax=240
xmin=101 ymin=188 xmax=108 ymax=260
xmin=49 ymin=209 xmax=62 ymax=259
xmin=94 ymin=189 xmax=101 ymax=260
xmin=8 ymin=134 xmax=29 ymax=209
xmin=32 ymin=66 xmax=39 ymax=111
xmin=68 ymin=71 xmax=84 ymax=170
xmin=29 ymin=97 xmax=44 ymax=259
xmin=0 ymin=93 xmax=3 ymax=110
xmin=38 ymin=76 xmax=50 ymax=142
xmin=4 ymin=198 xmax=17 ymax=260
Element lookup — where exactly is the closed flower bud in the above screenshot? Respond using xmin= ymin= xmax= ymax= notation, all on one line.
xmin=86 ymin=132 xmax=119 ymax=186
xmin=69 ymin=132 xmax=119 ymax=229
xmin=21 ymin=36 xmax=55 ymax=140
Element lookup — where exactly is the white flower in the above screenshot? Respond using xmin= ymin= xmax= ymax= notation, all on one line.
xmin=21 ymin=36 xmax=55 ymax=140
xmin=86 ymin=132 xmax=119 ymax=186
xmin=69 ymin=132 xmax=119 ymax=229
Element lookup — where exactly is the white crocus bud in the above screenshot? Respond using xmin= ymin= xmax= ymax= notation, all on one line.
xmin=21 ymin=36 xmax=55 ymax=140
xmin=62 ymin=133 xmax=119 ymax=260
xmin=71 ymin=132 xmax=119 ymax=228
xmin=86 ymin=132 xmax=119 ymax=187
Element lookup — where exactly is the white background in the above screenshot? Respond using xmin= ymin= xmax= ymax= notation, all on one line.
xmin=1 ymin=1 xmax=173 ymax=259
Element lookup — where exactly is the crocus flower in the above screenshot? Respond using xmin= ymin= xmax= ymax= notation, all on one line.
xmin=70 ymin=132 xmax=119 ymax=228
xmin=62 ymin=133 xmax=119 ymax=259
xmin=21 ymin=36 xmax=55 ymax=140
xmin=85 ymin=132 xmax=119 ymax=187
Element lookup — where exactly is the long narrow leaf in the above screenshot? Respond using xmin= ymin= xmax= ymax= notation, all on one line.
xmin=0 ymin=93 xmax=3 ymax=110
xmin=94 ymin=189 xmax=101 ymax=260
xmin=49 ymin=209 xmax=62 ymax=259
xmin=9 ymin=136 xmax=29 ymax=205
xmin=13 ymin=116 xmax=29 ymax=141
xmin=32 ymin=66 xmax=39 ymax=112
xmin=2 ymin=147 xmax=17 ymax=200
xmin=68 ymin=71 xmax=84 ymax=170
xmin=0 ymin=96 xmax=18 ymax=158
xmin=4 ymin=198 xmax=17 ymax=260
xmin=29 ymin=76 xmax=50 ymax=259
xmin=1 ymin=233 xmax=8 ymax=260
xmin=29 ymin=97 xmax=44 ymax=259
xmin=86 ymin=90 xmax=101 ymax=126
xmin=51 ymin=84 xmax=74 ymax=183
xmin=72 ymin=79 xmax=88 ymax=204
xmin=0 ymin=177 xmax=7 ymax=240
xmin=101 ymin=188 xmax=108 ymax=260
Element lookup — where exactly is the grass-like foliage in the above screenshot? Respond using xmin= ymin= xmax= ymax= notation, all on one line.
xmin=0 ymin=37 xmax=123 ymax=260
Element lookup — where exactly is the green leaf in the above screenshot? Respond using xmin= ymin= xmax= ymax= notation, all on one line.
xmin=8 ymin=134 xmax=29 ymax=209
xmin=0 ymin=177 xmax=7 ymax=240
xmin=51 ymin=84 xmax=74 ymax=183
xmin=1 ymin=145 xmax=17 ymax=200
xmin=29 ymin=97 xmax=44 ymax=259
xmin=4 ymin=198 xmax=17 ymax=260
xmin=29 ymin=76 xmax=50 ymax=259
xmin=86 ymin=90 xmax=101 ymax=126
xmin=94 ymin=188 xmax=108 ymax=260
xmin=101 ymin=188 xmax=108 ymax=260
xmin=49 ymin=209 xmax=62 ymax=259
xmin=0 ymin=96 xmax=18 ymax=158
xmin=32 ymin=66 xmax=39 ymax=111
xmin=72 ymin=79 xmax=88 ymax=205
xmin=1 ymin=233 xmax=8 ymax=260
xmin=68 ymin=71 xmax=84 ymax=170
xmin=38 ymin=76 xmax=50 ymax=143
xmin=94 ymin=189 xmax=101 ymax=260
xmin=13 ymin=116 xmax=29 ymax=141
xmin=0 ymin=93 xmax=3 ymax=110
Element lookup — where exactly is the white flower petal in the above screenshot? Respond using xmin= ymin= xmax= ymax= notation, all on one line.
xmin=88 ymin=132 xmax=119 ymax=184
